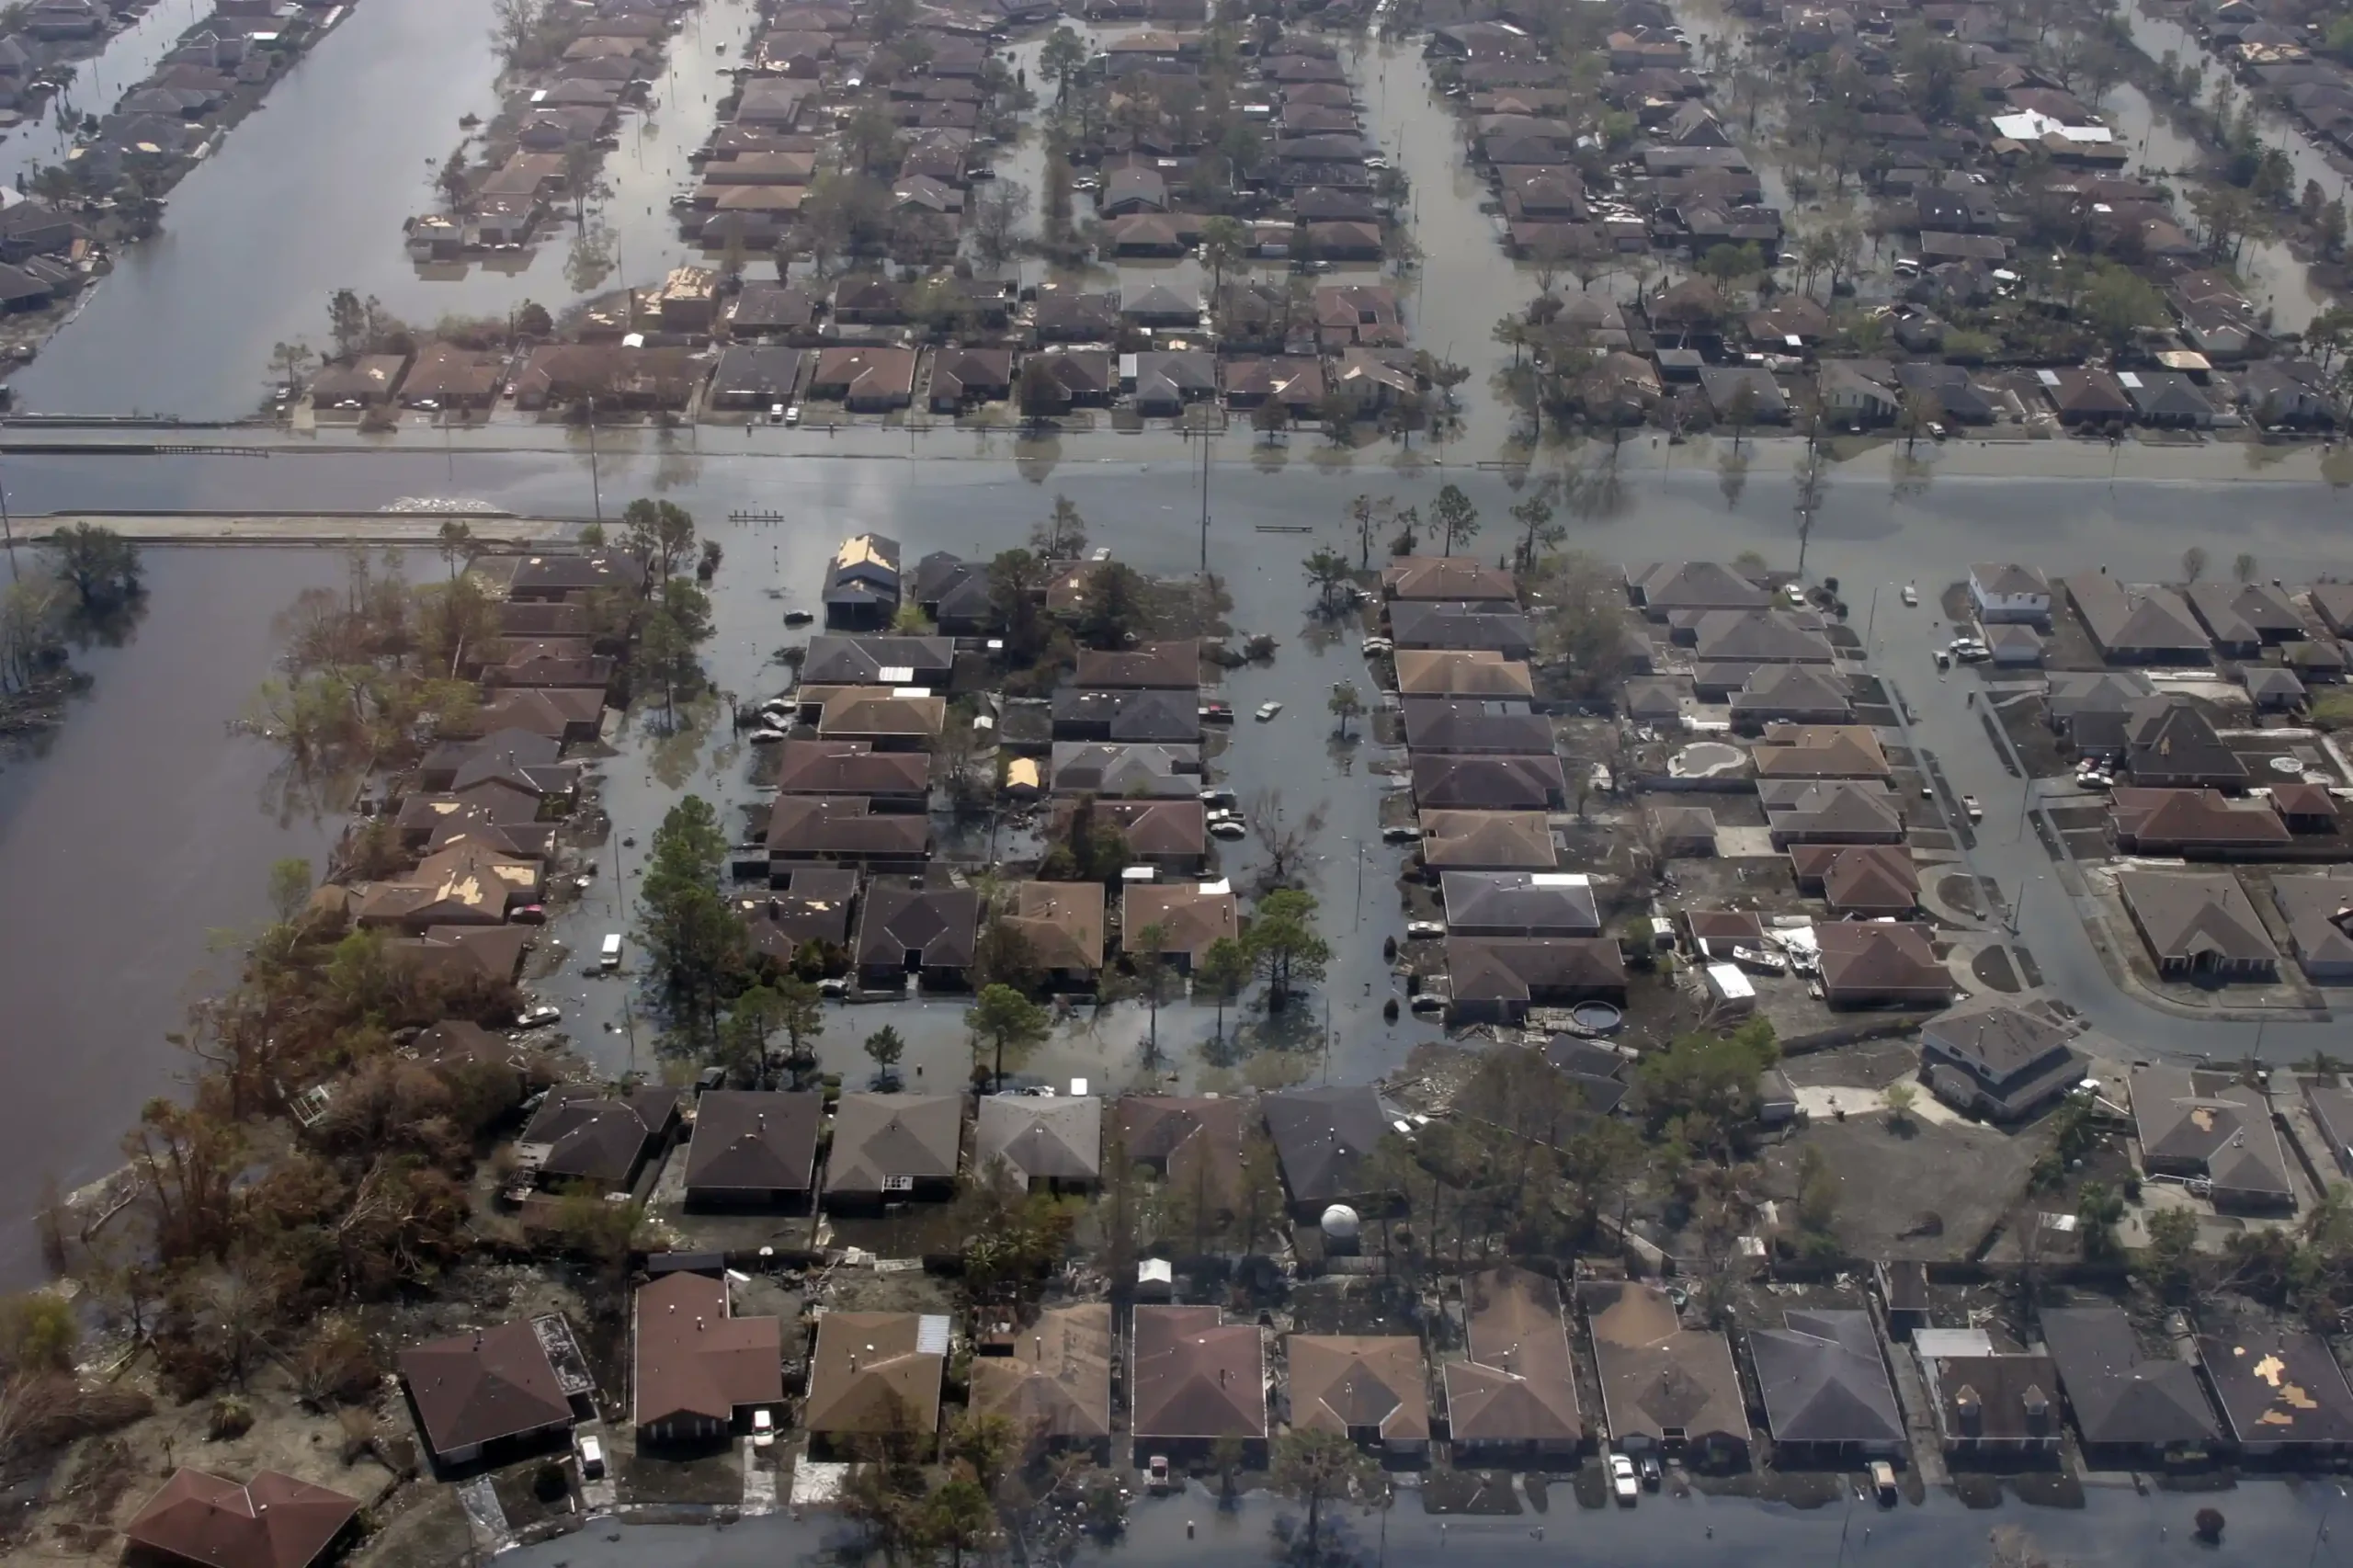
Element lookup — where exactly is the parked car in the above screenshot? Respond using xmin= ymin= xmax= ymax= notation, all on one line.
xmin=1900 ymin=584 xmax=1918 ymax=607
xmin=1210 ymin=820 xmax=1247 ymax=839
xmin=1147 ymin=1454 xmax=1172 ymax=1494
xmin=1870 ymin=1460 xmax=1897 ymax=1504
xmin=517 ymin=1003 xmax=562 ymax=1028
xmin=1255 ymin=700 xmax=1283 ymax=721
xmin=753 ymin=1410 xmax=776 ymax=1450
xmin=578 ymin=1435 xmax=606 ymax=1480
xmin=1608 ymin=1453 xmax=1639 ymax=1504
xmin=1199 ymin=701 xmax=1235 ymax=722
xmin=1962 ymin=794 xmax=1983 ymax=821
xmin=1381 ymin=824 xmax=1422 ymax=844
xmin=1405 ymin=920 xmax=1445 ymax=939
xmin=1784 ymin=582 xmax=1808 ymax=607
xmin=599 ymin=934 xmax=624 ymax=971
xmin=1638 ymin=1452 xmax=1662 ymax=1490
xmin=785 ymin=404 xmax=801 ymax=426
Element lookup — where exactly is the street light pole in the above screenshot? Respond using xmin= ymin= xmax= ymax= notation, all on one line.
xmin=586 ymin=396 xmax=603 ymax=521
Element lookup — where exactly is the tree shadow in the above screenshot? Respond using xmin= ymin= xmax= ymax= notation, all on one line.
xmin=1015 ymin=434 xmax=1062 ymax=485
xmin=1716 ymin=449 xmax=1750 ymax=510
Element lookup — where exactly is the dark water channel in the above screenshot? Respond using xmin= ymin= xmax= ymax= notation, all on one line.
xmin=0 ymin=545 xmax=346 ymax=1285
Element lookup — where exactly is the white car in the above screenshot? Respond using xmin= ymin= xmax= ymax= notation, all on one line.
xmin=753 ymin=1409 xmax=776 ymax=1449
xmin=1609 ymin=1453 xmax=1639 ymax=1504
xmin=1405 ymin=920 xmax=1445 ymax=939
xmin=1900 ymin=585 xmax=1918 ymax=607
xmin=1210 ymin=820 xmax=1247 ymax=839
xmin=1784 ymin=583 xmax=1808 ymax=607
xmin=1381 ymin=824 xmax=1422 ymax=844
xmin=784 ymin=404 xmax=801 ymax=426
xmin=748 ymin=726 xmax=790 ymax=744
xmin=577 ymin=1434 xmax=606 ymax=1479
xmin=1962 ymin=794 xmax=1983 ymax=821
xmin=516 ymin=1004 xmax=562 ymax=1028
xmin=1255 ymin=701 xmax=1283 ymax=721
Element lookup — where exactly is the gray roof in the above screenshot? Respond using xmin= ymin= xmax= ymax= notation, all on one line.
xmin=1731 ymin=663 xmax=1853 ymax=717
xmin=1049 ymin=741 xmax=1200 ymax=797
xmin=2270 ymin=875 xmax=2353 ymax=975
xmin=2046 ymin=670 xmax=2153 ymax=724
xmin=2117 ymin=869 xmax=2277 ymax=968
xmin=1920 ymin=1005 xmax=2076 ymax=1087
xmin=1747 ymin=1310 xmax=1904 ymax=1446
xmin=1628 ymin=561 xmax=1769 ymax=613
xmin=1691 ymin=608 xmax=1835 ymax=664
xmin=2197 ymin=1324 xmax=2353 ymax=1447
xmin=2124 ymin=697 xmax=2246 ymax=785
xmin=1264 ymin=1085 xmax=1386 ymax=1205
xmin=1972 ymin=562 xmax=2049 ymax=597
xmin=1440 ymin=869 xmax=1601 ymax=933
xmin=684 ymin=1091 xmax=824 ymax=1194
xmin=2186 ymin=581 xmax=2304 ymax=646
xmin=2129 ymin=1064 xmax=2292 ymax=1201
xmin=826 ymin=1093 xmax=962 ymax=1194
xmin=975 ymin=1095 xmax=1103 ymax=1184
xmin=1759 ymin=778 xmax=1904 ymax=839
xmin=1412 ymin=754 xmax=1566 ymax=811
xmin=1387 ymin=600 xmax=1536 ymax=652
xmin=855 ymin=883 xmax=982 ymax=968
xmin=2038 ymin=1306 xmax=2219 ymax=1449
xmin=1401 ymin=699 xmax=1552 ymax=754
xmin=2068 ymin=576 xmax=2210 ymax=659
xmin=801 ymin=635 xmax=956 ymax=685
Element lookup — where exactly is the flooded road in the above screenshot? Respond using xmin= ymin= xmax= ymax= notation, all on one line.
xmin=10 ymin=0 xmax=761 ymax=418
xmin=0 ymin=546 xmax=345 ymax=1286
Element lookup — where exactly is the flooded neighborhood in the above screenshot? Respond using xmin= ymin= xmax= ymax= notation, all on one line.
xmin=8 ymin=0 xmax=2353 ymax=1566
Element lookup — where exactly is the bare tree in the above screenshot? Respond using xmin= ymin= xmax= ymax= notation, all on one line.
xmin=1246 ymin=790 xmax=1326 ymax=890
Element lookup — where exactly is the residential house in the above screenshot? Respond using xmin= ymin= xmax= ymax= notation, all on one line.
xmin=1752 ymin=724 xmax=1891 ymax=781
xmin=1120 ymin=282 xmax=1198 ymax=328
xmin=2270 ymin=874 xmax=2353 ymax=983
xmin=1730 ymin=665 xmax=1854 ymax=728
xmin=709 ymin=346 xmax=807 ymax=409
xmin=2037 ymin=1306 xmax=2220 ymax=1463
xmin=969 ymin=1304 xmax=1113 ymax=1454
xmin=1382 ymin=557 xmax=1519 ymax=603
xmin=769 ymin=741 xmax=932 ymax=803
xmin=2119 ymin=369 xmax=2216 ymax=428
xmin=2039 ymin=367 xmax=2133 ymax=426
xmin=2131 ymin=1065 xmax=2293 ymax=1208
xmin=1917 ymin=1005 xmax=2087 ymax=1122
xmin=1126 ymin=350 xmax=1217 ymax=415
xmin=1411 ymin=754 xmax=1568 ymax=812
xmin=507 ymin=551 xmax=648 ymax=602
xmin=1394 ymin=649 xmax=1536 ymax=699
xmin=1918 ymin=1343 xmax=2063 ymax=1457
xmin=1759 ymin=779 xmax=1904 ymax=846
xmin=808 ymin=347 xmax=918 ymax=411
xmin=739 ymin=868 xmax=859 ymax=964
xmin=1402 ymin=699 xmax=1552 ymax=755
xmin=1789 ymin=844 xmax=1920 ymax=915
xmin=2067 ymin=576 xmax=2211 ymax=664
xmin=824 ymin=1094 xmax=963 ymax=1206
xmin=1061 ymin=797 xmax=1206 ymax=870
xmin=2240 ymin=358 xmax=2337 ymax=428
xmin=1894 ymin=361 xmax=2001 ymax=424
xmin=1287 ymin=1336 xmax=1430 ymax=1456
xmin=631 ymin=1270 xmax=782 ymax=1445
xmin=1312 ymin=284 xmax=1404 ymax=348
xmin=1816 ymin=921 xmax=1953 ymax=1008
xmin=1387 ymin=602 xmax=1535 ymax=656
xmin=1688 ymin=608 xmax=1835 ymax=667
xmin=517 ymin=1085 xmax=681 ymax=1192
xmin=1971 ymin=563 xmax=2052 ymax=624
xmin=975 ymin=1095 xmax=1103 ymax=1191
xmin=1075 ymin=640 xmax=1200 ymax=689
xmin=802 ymin=635 xmax=957 ymax=687
xmin=1050 ymin=742 xmax=1200 ymax=798
xmin=2185 ymin=581 xmax=2306 ymax=653
xmin=823 ymin=532 xmax=903 ymax=629
xmin=998 ymin=881 xmax=1105 ymax=985
xmin=121 ymin=1470 xmax=359 ymax=1568
xmin=352 ymin=845 xmax=542 ymax=932
xmin=1438 ymin=871 xmax=1599 ymax=937
xmin=1445 ymin=1266 xmax=1583 ymax=1460
xmin=2108 ymin=788 xmax=2286 ymax=855
xmin=2116 ymin=869 xmax=2279 ymax=981
xmin=398 ymin=1319 xmax=583 ymax=1467
xmin=766 ymin=797 xmax=931 ymax=867
xmin=1818 ymin=359 xmax=1903 ymax=428
xmin=1263 ymin=1085 xmax=1386 ymax=1214
xmin=1648 ymin=803 xmax=1718 ymax=858
xmin=2196 ymin=1324 xmax=2353 ymax=1455
xmin=813 ymin=689 xmax=947 ymax=748
xmin=929 ymin=347 xmax=1013 ymax=411
xmin=1122 ymin=882 xmax=1239 ymax=970
xmin=2304 ymin=1080 xmax=2353 ymax=1176
xmin=854 ymin=883 xmax=981 ymax=988
xmin=1583 ymin=1279 xmax=1749 ymax=1463
xmin=683 ymin=1091 xmax=824 ymax=1210
xmin=1419 ymin=810 xmax=1559 ymax=872
xmin=1130 ymin=1305 xmax=1267 ymax=1460
xmin=805 ymin=1311 xmax=949 ymax=1452
xmin=1747 ymin=1310 xmax=1905 ymax=1458
xmin=1445 ymin=937 xmax=1628 ymax=1022
xmin=1627 ymin=561 xmax=1769 ymax=616
xmin=1050 ymin=688 xmax=1202 ymax=745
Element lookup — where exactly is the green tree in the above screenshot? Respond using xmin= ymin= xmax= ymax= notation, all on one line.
xmin=969 ymin=983 xmax=1050 ymax=1088
xmin=1327 ymin=680 xmax=1364 ymax=739
xmin=774 ymin=976 xmax=824 ymax=1088
xmin=44 ymin=523 xmax=143 ymax=611
xmin=1031 ymin=494 xmax=1088 ymax=558
xmin=1131 ymin=922 xmax=1173 ymax=1063
xmin=1882 ymin=1080 xmax=1917 ymax=1129
xmin=620 ymin=497 xmax=697 ymax=587
xmin=1245 ymin=889 xmax=1330 ymax=1013
xmin=2143 ymin=1205 xmax=2200 ymax=1294
xmin=326 ymin=288 xmax=368 ymax=359
xmin=2077 ymin=1180 xmax=2126 ymax=1260
xmin=636 ymin=797 xmax=745 ymax=1050
xmin=2083 ymin=264 xmax=2167 ymax=357
xmin=1271 ymin=1427 xmax=1373 ymax=1550
xmin=1431 ymin=483 xmax=1479 ymax=556
xmin=918 ymin=1478 xmax=996 ymax=1568
xmin=1796 ymin=1144 xmax=1839 ymax=1240
xmin=1302 ymin=547 xmax=1353 ymax=612
xmin=1634 ymin=1017 xmax=1779 ymax=1161
xmin=864 ymin=1025 xmax=906 ymax=1088
xmin=435 ymin=517 xmax=473 ymax=582
xmin=1197 ymin=935 xmax=1250 ymax=1043
xmin=266 ymin=857 xmax=313 ymax=926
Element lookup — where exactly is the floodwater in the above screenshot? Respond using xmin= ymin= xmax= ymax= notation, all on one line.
xmin=9 ymin=0 xmax=763 ymax=419
xmin=0 ymin=545 xmax=347 ymax=1286
xmin=503 ymin=1467 xmax=2353 ymax=1568
xmin=0 ymin=0 xmax=217 ymax=195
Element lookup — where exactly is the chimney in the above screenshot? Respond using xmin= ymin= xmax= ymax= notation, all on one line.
xmin=2023 ymin=1383 xmax=2050 ymax=1436
xmin=1954 ymin=1384 xmax=1982 ymax=1437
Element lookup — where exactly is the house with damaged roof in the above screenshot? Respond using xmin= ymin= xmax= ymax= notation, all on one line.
xmin=1130 ymin=1304 xmax=1267 ymax=1460
xmin=996 ymin=881 xmax=1105 ymax=984
xmin=2197 ymin=1321 xmax=2353 ymax=1456
xmin=970 ymin=1303 xmax=1113 ymax=1455
xmin=1447 ymin=1267 xmax=1584 ymax=1460
xmin=2131 ymin=1065 xmax=2293 ymax=1210
xmin=1286 ymin=1335 xmax=1431 ymax=1456
xmin=1122 ymin=881 xmax=1239 ymax=970
xmin=1582 ymin=1279 xmax=1748 ymax=1464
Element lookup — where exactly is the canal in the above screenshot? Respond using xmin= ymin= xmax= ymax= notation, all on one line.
xmin=8 ymin=0 xmax=763 ymax=419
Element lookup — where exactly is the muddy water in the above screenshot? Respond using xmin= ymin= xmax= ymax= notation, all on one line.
xmin=11 ymin=0 xmax=762 ymax=418
xmin=0 ymin=546 xmax=347 ymax=1287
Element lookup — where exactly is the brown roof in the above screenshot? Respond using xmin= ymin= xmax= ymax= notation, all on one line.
xmin=1001 ymin=881 xmax=1106 ymax=973
xmin=1122 ymin=883 xmax=1240 ymax=961
xmin=772 ymin=740 xmax=933 ymax=798
xmin=1131 ymin=1304 xmax=1267 ymax=1441
xmin=519 ymin=1085 xmax=681 ymax=1187
xmin=1287 ymin=1335 xmax=1430 ymax=1441
xmin=1115 ymin=1095 xmax=1246 ymax=1216
xmin=398 ymin=1320 xmax=574 ymax=1458
xmin=1789 ymin=844 xmax=1920 ymax=914
xmin=1751 ymin=723 xmax=1891 ymax=779
xmin=1382 ymin=556 xmax=1520 ymax=602
xmin=1582 ymin=1279 xmax=1749 ymax=1449
xmin=969 ymin=1303 xmax=1114 ymax=1440
xmin=814 ymin=687 xmax=948 ymax=742
xmin=767 ymin=795 xmax=932 ymax=859
xmin=1392 ymin=649 xmax=1536 ymax=698
xmin=805 ymin=1311 xmax=946 ymax=1437
xmin=632 ymin=1271 xmax=783 ymax=1430
xmin=1685 ymin=909 xmax=1765 ymax=950
xmin=1419 ymin=810 xmax=1558 ymax=869
xmin=2109 ymin=787 xmax=2290 ymax=849
xmin=123 ymin=1470 xmax=358 ymax=1568
xmin=1446 ymin=937 xmax=1628 ymax=1002
xmin=1411 ymin=754 xmax=1566 ymax=811
xmin=1815 ymin=921 xmax=1951 ymax=1002
xmin=1074 ymin=640 xmax=1201 ymax=689
xmin=683 ymin=1091 xmax=824 ymax=1195
xmin=1447 ymin=1266 xmax=1581 ymax=1444
xmin=469 ymin=686 xmax=604 ymax=739
xmin=352 ymin=844 xmax=541 ymax=928
xmin=1065 ymin=798 xmax=1207 ymax=858
xmin=825 ymin=1093 xmax=963 ymax=1195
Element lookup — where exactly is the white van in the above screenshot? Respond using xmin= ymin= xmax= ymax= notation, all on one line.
xmin=599 ymin=934 xmax=623 ymax=971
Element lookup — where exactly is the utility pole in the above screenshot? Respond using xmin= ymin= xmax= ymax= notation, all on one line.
xmin=1197 ymin=415 xmax=1211 ymax=573
xmin=586 ymin=396 xmax=603 ymax=520
xmin=0 ymin=436 xmax=15 ymax=584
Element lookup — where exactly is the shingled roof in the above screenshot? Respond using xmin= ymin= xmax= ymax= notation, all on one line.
xmin=2039 ymin=1305 xmax=2219 ymax=1450
xmin=1446 ymin=1266 xmax=1581 ymax=1446
xmin=1748 ymin=1309 xmax=1904 ymax=1448
xmin=398 ymin=1320 xmax=574 ymax=1460
xmin=1288 ymin=1335 xmax=1430 ymax=1442
xmin=1131 ymin=1305 xmax=1267 ymax=1442
xmin=683 ymin=1091 xmax=824 ymax=1198
xmin=632 ymin=1271 xmax=783 ymax=1433
xmin=122 ymin=1470 xmax=359 ymax=1568
xmin=975 ymin=1095 xmax=1104 ymax=1186
xmin=1263 ymin=1085 xmax=1386 ymax=1206
xmin=970 ymin=1303 xmax=1113 ymax=1441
